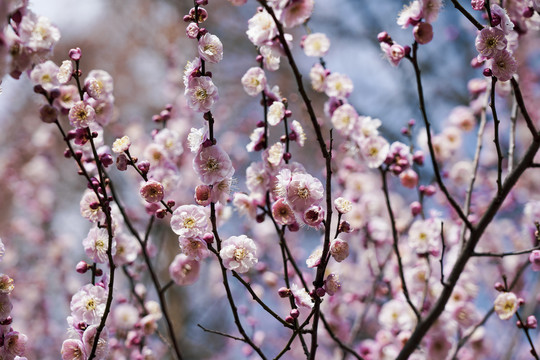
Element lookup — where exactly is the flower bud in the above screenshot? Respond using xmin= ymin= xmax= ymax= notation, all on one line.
xmin=76 ymin=261 xmax=89 ymax=274
xmin=278 ymin=287 xmax=291 ymax=298
xmin=69 ymin=47 xmax=82 ymax=61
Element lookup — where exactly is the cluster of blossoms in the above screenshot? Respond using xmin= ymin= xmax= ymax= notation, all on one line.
xmin=0 ymin=0 xmax=60 ymax=81
xmin=0 ymin=240 xmax=28 ymax=360
xmin=3 ymin=0 xmax=540 ymax=358
xmin=377 ymin=0 xmax=441 ymax=67
xmin=474 ymin=4 xmax=518 ymax=81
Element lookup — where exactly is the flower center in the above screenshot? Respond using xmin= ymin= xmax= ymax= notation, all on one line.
xmin=297 ymin=187 xmax=309 ymax=199
xmin=234 ymin=248 xmax=247 ymax=261
xmin=205 ymin=157 xmax=219 ymax=171
xmin=195 ymin=88 xmax=208 ymax=100
xmin=86 ymin=298 xmax=97 ymax=311
xmin=184 ymin=217 xmax=195 ymax=229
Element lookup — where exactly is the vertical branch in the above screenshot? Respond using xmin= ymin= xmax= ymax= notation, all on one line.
xmin=489 ymin=77 xmax=503 ymax=195
xmin=380 ymin=168 xmax=421 ymax=320
xmin=459 ymin=86 xmax=490 ymax=248
xmin=407 ymin=43 xmax=473 ymax=230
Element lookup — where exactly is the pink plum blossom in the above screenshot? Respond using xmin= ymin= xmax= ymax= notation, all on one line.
xmin=220 ymin=235 xmax=258 ymax=273
xmin=185 ymin=76 xmax=219 ymax=113
xmin=169 ymin=254 xmax=201 ymax=286
xmin=170 ymin=205 xmax=209 ymax=238
xmin=241 ymin=67 xmax=267 ymax=96
xmin=193 ymin=145 xmax=234 ymax=185
xmin=198 ymin=33 xmax=223 ymax=64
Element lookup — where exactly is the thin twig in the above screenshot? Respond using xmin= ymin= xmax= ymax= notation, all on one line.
xmin=380 ymin=168 xmax=421 ymax=320
xmin=197 ymin=324 xmax=246 ymax=342
xmin=407 ymin=43 xmax=473 ymax=231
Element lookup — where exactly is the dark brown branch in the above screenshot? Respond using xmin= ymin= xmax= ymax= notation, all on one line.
xmin=380 ymin=168 xmax=421 ymax=320
xmin=407 ymin=43 xmax=473 ymax=230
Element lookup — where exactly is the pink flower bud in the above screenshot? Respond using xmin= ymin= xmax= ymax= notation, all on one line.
xmin=290 ymin=309 xmax=300 ymax=319
xmin=528 ymin=315 xmax=537 ymax=329
xmin=137 ymin=161 xmax=150 ymax=175
xmin=400 ymin=169 xmax=418 ymax=188
xmin=40 ymin=104 xmax=58 ymax=123
xmin=315 ymin=287 xmax=326 ymax=297
xmin=203 ymin=232 xmax=214 ymax=244
xmin=494 ymin=282 xmax=505 ymax=291
xmin=529 ymin=250 xmax=540 ymax=271
xmin=69 ymin=47 xmax=82 ymax=61
xmin=410 ymin=201 xmax=422 ymax=216
xmin=195 ymin=184 xmax=212 ymax=206
xmin=330 ymin=237 xmax=349 ymax=262
xmin=116 ymin=154 xmax=128 ymax=171
xmin=278 ymin=287 xmax=291 ymax=298
xmin=413 ymin=22 xmax=434 ymax=45
xmin=76 ymin=261 xmax=89 ymax=274
xmin=285 ymin=316 xmax=294 ymax=323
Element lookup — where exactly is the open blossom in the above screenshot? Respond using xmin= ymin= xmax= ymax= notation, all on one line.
xmin=57 ymin=60 xmax=73 ymax=84
xmin=397 ymin=0 xmax=423 ymax=28
xmin=185 ymin=76 xmax=218 ymax=113
xmin=70 ymin=284 xmax=107 ymax=325
xmin=334 ymin=197 xmax=352 ymax=214
xmin=178 ymin=236 xmax=209 ymax=261
xmin=4 ymin=331 xmax=27 ymax=357
xmin=85 ymin=69 xmax=113 ymax=100
xmin=139 ymin=180 xmax=164 ymax=203
xmin=69 ymin=101 xmax=96 ymax=128
xmin=490 ymin=49 xmax=517 ymax=82
xmin=324 ymin=73 xmax=353 ymax=98
xmin=291 ymin=283 xmax=313 ymax=308
xmin=302 ymin=33 xmax=330 ymax=57
xmin=360 ymin=135 xmax=389 ymax=168
xmin=408 ymin=218 xmax=440 ymax=254
xmin=154 ymin=128 xmax=184 ymax=160
xmin=198 ymin=33 xmax=223 ymax=63
xmin=268 ymin=101 xmax=285 ymax=126
xmin=310 ymin=63 xmax=327 ymax=92
xmin=331 ymin=103 xmax=358 ymax=133
xmin=193 ymin=145 xmax=234 ymax=185
xmin=80 ymin=190 xmax=105 ymax=223
xmin=286 ymin=172 xmax=324 ymax=213
xmin=169 ymin=254 xmax=201 ymax=286
xmin=260 ymin=44 xmax=281 ymax=71
xmin=187 ymin=126 xmax=208 ymax=153
xmin=303 ymin=205 xmax=324 ymax=228
xmin=183 ymin=57 xmax=202 ymax=87
xmin=246 ymin=9 xmax=277 ymax=46
xmin=30 ymin=60 xmax=59 ymax=91
xmin=83 ymin=227 xmax=115 ymax=264
xmin=171 ymin=205 xmax=209 ymax=238
xmin=82 ymin=325 xmax=108 ymax=360
xmin=220 ymin=235 xmax=258 ymax=273
xmin=112 ymin=136 xmax=131 ymax=154
xmin=475 ymin=27 xmax=507 ymax=58
xmin=491 ymin=4 xmax=514 ymax=35
xmin=494 ymin=292 xmax=519 ymax=320
xmin=279 ymin=0 xmax=314 ymax=28
xmin=61 ymin=339 xmax=85 ymax=360
xmin=381 ymin=42 xmax=406 ymax=66
xmin=241 ymin=67 xmax=266 ymax=96
xmin=19 ymin=12 xmax=61 ymax=52
xmin=272 ymin=198 xmax=297 ymax=225
xmin=421 ymin=0 xmax=442 ymax=23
